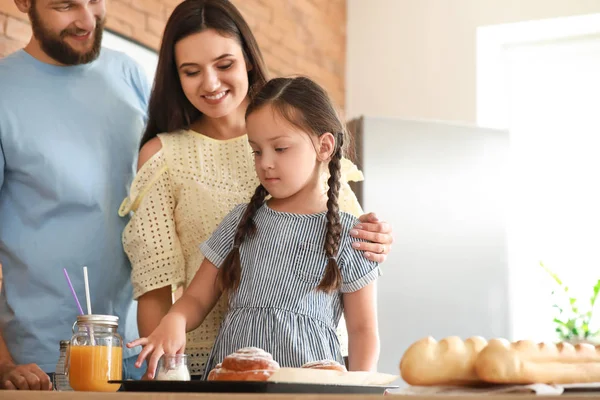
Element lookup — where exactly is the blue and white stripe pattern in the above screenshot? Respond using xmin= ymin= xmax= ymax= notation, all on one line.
xmin=199 ymin=203 xmax=380 ymax=377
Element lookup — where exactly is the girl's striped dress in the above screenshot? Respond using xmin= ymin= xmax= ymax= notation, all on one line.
xmin=199 ymin=203 xmax=380 ymax=377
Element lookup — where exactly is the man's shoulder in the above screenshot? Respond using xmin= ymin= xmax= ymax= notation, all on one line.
xmin=98 ymin=48 xmax=144 ymax=74
xmin=0 ymin=51 xmax=34 ymax=101
xmin=97 ymin=48 xmax=150 ymax=103
xmin=0 ymin=50 xmax=27 ymax=78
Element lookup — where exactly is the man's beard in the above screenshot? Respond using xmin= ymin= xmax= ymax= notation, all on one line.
xmin=29 ymin=7 xmax=104 ymax=65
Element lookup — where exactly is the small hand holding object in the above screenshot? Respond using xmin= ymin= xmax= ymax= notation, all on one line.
xmin=126 ymin=314 xmax=187 ymax=379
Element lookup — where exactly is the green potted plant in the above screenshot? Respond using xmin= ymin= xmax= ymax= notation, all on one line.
xmin=540 ymin=261 xmax=600 ymax=344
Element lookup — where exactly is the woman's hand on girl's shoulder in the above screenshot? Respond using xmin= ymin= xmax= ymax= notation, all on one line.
xmin=137 ymin=137 xmax=163 ymax=171
xmin=350 ymin=212 xmax=393 ymax=263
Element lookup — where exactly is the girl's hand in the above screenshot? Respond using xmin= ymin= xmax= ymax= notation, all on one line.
xmin=350 ymin=213 xmax=393 ymax=263
xmin=126 ymin=313 xmax=187 ymax=379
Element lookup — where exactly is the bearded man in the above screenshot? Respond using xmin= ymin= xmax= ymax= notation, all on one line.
xmin=0 ymin=0 xmax=150 ymax=389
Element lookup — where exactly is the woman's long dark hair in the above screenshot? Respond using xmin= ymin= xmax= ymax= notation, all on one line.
xmin=218 ymin=77 xmax=348 ymax=294
xmin=140 ymin=0 xmax=269 ymax=148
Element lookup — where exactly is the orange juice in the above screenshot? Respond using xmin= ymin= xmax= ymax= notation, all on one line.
xmin=68 ymin=345 xmax=122 ymax=392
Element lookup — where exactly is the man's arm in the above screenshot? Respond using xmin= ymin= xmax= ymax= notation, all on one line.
xmin=0 ymin=319 xmax=52 ymax=390
xmin=0 ymin=330 xmax=15 ymax=370
xmin=1 ymin=132 xmax=5 ymax=189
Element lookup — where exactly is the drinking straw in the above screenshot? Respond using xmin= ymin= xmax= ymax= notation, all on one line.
xmin=83 ymin=266 xmax=92 ymax=315
xmin=82 ymin=266 xmax=95 ymax=345
xmin=63 ymin=268 xmax=84 ymax=315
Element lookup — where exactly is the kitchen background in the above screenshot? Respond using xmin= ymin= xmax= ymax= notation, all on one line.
xmin=2 ymin=0 xmax=600 ymax=385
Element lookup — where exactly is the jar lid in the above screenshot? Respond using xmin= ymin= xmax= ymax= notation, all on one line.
xmin=60 ymin=340 xmax=70 ymax=346
xmin=76 ymin=314 xmax=119 ymax=327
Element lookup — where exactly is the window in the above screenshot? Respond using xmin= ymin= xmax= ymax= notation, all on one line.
xmin=477 ymin=14 xmax=600 ymax=342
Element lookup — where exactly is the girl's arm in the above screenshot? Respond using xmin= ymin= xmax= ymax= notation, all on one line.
xmin=137 ymin=286 xmax=173 ymax=338
xmin=136 ymin=287 xmax=173 ymax=380
xmin=127 ymin=258 xmax=222 ymax=378
xmin=172 ymin=258 xmax=221 ymax=332
xmin=342 ymin=281 xmax=380 ymax=371
xmin=171 ymin=258 xmax=222 ymax=331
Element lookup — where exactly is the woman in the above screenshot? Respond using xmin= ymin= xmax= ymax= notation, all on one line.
xmin=119 ymin=0 xmax=393 ymax=378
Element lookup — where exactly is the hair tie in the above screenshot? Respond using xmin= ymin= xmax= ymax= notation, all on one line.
xmin=232 ymin=245 xmax=240 ymax=250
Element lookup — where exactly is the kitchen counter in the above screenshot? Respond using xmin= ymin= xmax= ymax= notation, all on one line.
xmin=4 ymin=393 xmax=600 ymax=400
xmin=2 ymin=393 xmax=376 ymax=400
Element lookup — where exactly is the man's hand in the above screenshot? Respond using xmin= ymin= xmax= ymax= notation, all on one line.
xmin=0 ymin=362 xmax=52 ymax=390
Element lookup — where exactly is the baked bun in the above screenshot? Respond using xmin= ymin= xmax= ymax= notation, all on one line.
xmin=301 ymin=360 xmax=347 ymax=372
xmin=207 ymin=347 xmax=280 ymax=381
xmin=400 ymin=336 xmax=488 ymax=386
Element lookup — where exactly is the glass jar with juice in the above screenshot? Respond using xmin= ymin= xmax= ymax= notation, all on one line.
xmin=67 ymin=314 xmax=123 ymax=392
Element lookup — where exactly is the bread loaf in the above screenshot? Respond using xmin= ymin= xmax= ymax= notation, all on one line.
xmin=399 ymin=336 xmax=488 ymax=386
xmin=475 ymin=338 xmax=600 ymax=384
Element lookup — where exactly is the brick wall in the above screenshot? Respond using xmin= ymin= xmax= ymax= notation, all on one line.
xmin=0 ymin=0 xmax=346 ymax=290
xmin=0 ymin=0 xmax=347 ymax=106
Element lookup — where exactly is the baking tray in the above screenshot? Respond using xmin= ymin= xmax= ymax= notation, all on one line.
xmin=109 ymin=380 xmax=396 ymax=394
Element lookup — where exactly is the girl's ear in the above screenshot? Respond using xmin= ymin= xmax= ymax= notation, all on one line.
xmin=317 ymin=132 xmax=336 ymax=162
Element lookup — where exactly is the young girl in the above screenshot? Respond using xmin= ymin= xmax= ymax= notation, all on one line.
xmin=128 ymin=77 xmax=380 ymax=378
xmin=119 ymin=0 xmax=391 ymax=377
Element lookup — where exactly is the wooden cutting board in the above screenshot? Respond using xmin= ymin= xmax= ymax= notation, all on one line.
xmin=268 ymin=368 xmax=399 ymax=386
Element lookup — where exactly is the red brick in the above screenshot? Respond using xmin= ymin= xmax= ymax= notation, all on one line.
xmin=295 ymin=56 xmax=324 ymax=80
xmin=328 ymin=0 xmax=346 ymax=22
xmin=268 ymin=65 xmax=284 ymax=78
xmin=163 ymin=0 xmax=183 ymax=7
xmin=0 ymin=0 xmax=26 ymax=21
xmin=0 ymin=34 xmax=23 ymax=57
xmin=0 ymin=13 xmax=7 ymax=34
xmin=239 ymin=10 xmax=258 ymax=31
xmin=256 ymin=22 xmax=285 ymax=44
xmin=5 ymin=16 xmax=30 ymax=42
xmin=256 ymin=0 xmax=288 ymax=13
xmin=282 ymin=32 xmax=306 ymax=55
xmin=322 ymin=55 xmax=343 ymax=76
xmin=293 ymin=0 xmax=322 ymax=19
xmin=131 ymin=0 xmax=164 ymax=18
xmin=132 ymin=29 xmax=161 ymax=51
xmin=107 ymin=1 xmax=145 ymax=28
xmin=0 ymin=0 xmax=347 ymax=111
xmin=146 ymin=15 xmax=166 ymax=37
xmin=261 ymin=49 xmax=291 ymax=76
xmin=307 ymin=0 xmax=325 ymax=8
xmin=235 ymin=1 xmax=272 ymax=24
xmin=292 ymin=24 xmax=314 ymax=46
xmin=271 ymin=15 xmax=295 ymax=36
xmin=105 ymin=17 xmax=134 ymax=38
xmin=275 ymin=45 xmax=298 ymax=68
xmin=163 ymin=5 xmax=175 ymax=20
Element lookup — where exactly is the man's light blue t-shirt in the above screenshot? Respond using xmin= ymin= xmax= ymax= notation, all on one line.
xmin=0 ymin=48 xmax=150 ymax=372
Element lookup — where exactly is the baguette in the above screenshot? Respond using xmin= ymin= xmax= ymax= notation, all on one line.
xmin=475 ymin=338 xmax=600 ymax=384
xmin=399 ymin=336 xmax=488 ymax=386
